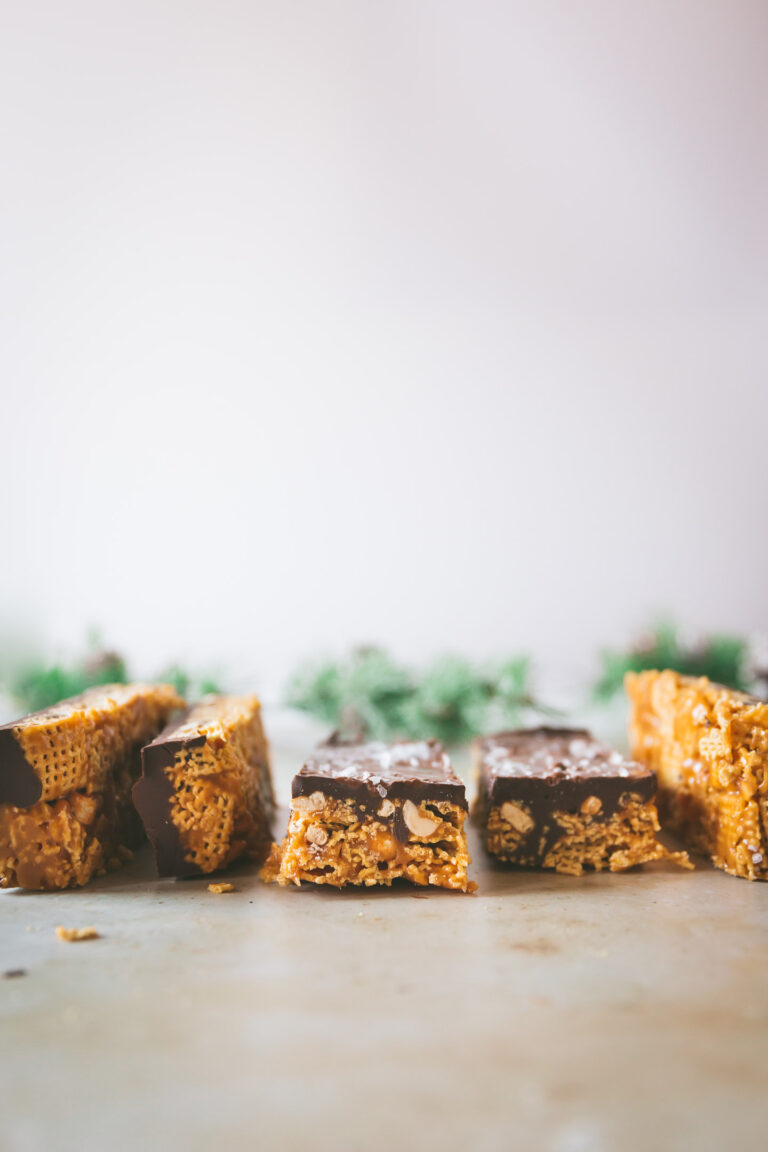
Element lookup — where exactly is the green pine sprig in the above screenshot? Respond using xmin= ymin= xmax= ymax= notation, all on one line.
xmin=285 ymin=646 xmax=557 ymax=745
xmin=7 ymin=644 xmax=221 ymax=714
xmin=10 ymin=650 xmax=129 ymax=714
xmin=593 ymin=622 xmax=749 ymax=700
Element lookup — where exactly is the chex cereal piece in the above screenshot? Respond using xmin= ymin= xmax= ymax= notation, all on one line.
xmin=0 ymin=683 xmax=183 ymax=890
xmin=133 ymin=696 xmax=274 ymax=878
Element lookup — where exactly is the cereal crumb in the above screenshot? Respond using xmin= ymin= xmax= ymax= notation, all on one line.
xmin=56 ymin=926 xmax=100 ymax=942
xmin=207 ymin=882 xmax=236 ymax=894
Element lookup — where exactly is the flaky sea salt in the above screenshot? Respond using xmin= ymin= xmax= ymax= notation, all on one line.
xmin=569 ymin=739 xmax=590 ymax=758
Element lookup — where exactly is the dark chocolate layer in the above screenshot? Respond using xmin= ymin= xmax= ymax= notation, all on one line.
xmin=476 ymin=726 xmax=656 ymax=819
xmin=132 ymin=714 xmax=205 ymax=878
xmin=295 ymin=740 xmax=468 ymax=815
xmin=0 ymin=725 xmax=42 ymax=808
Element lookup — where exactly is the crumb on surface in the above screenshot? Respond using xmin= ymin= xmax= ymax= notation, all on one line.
xmin=207 ymin=882 xmax=236 ymax=894
xmin=56 ymin=925 xmax=100 ymax=942
xmin=2 ymin=968 xmax=27 ymax=979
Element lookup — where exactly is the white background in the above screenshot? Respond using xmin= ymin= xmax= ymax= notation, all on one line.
xmin=1 ymin=1 xmax=766 ymax=697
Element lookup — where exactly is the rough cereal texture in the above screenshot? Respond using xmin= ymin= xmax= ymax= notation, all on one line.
xmin=263 ymin=740 xmax=473 ymax=891
xmin=133 ymin=695 xmax=274 ymax=878
xmin=626 ymin=670 xmax=768 ymax=880
xmin=0 ymin=683 xmax=183 ymax=891
xmin=473 ymin=726 xmax=690 ymax=877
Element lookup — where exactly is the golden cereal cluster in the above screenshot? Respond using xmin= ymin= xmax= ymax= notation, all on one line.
xmin=627 ymin=670 xmax=768 ymax=880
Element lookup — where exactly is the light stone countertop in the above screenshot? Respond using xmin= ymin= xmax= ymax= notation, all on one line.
xmin=2 ymin=720 xmax=768 ymax=1152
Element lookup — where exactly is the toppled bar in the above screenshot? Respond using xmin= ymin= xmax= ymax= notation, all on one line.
xmin=472 ymin=726 xmax=689 ymax=876
xmin=0 ymin=683 xmax=183 ymax=890
xmin=626 ymin=670 xmax=768 ymax=880
xmin=263 ymin=740 xmax=473 ymax=891
xmin=133 ymin=695 xmax=274 ymax=877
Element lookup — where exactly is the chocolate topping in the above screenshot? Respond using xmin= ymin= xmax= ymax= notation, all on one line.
xmin=0 ymin=725 xmax=42 ymax=808
xmin=476 ymin=726 xmax=656 ymax=821
xmin=295 ymin=739 xmax=468 ymax=815
xmin=132 ymin=714 xmax=206 ymax=878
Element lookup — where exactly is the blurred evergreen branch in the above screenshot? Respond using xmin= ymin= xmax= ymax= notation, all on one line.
xmin=4 ymin=625 xmax=758 ymax=723
xmin=286 ymin=646 xmax=558 ymax=744
xmin=10 ymin=650 xmax=129 ymax=713
xmin=593 ymin=623 xmax=749 ymax=700
xmin=157 ymin=663 xmax=221 ymax=701
xmin=6 ymin=643 xmax=220 ymax=713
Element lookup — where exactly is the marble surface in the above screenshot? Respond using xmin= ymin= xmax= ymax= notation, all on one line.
xmin=3 ymin=736 xmax=768 ymax=1152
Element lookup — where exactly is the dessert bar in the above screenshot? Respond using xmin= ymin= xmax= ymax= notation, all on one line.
xmin=134 ymin=695 xmax=274 ymax=877
xmin=0 ymin=683 xmax=183 ymax=889
xmin=626 ymin=670 xmax=768 ymax=880
xmin=473 ymin=726 xmax=689 ymax=876
xmin=263 ymin=739 xmax=473 ymax=891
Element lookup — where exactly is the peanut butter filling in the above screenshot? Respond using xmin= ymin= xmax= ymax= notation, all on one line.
xmin=263 ymin=795 xmax=473 ymax=892
xmin=485 ymin=795 xmax=690 ymax=877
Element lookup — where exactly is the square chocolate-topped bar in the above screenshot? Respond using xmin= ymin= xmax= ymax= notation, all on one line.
xmin=473 ymin=726 xmax=689 ymax=876
xmin=263 ymin=740 xmax=473 ymax=891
